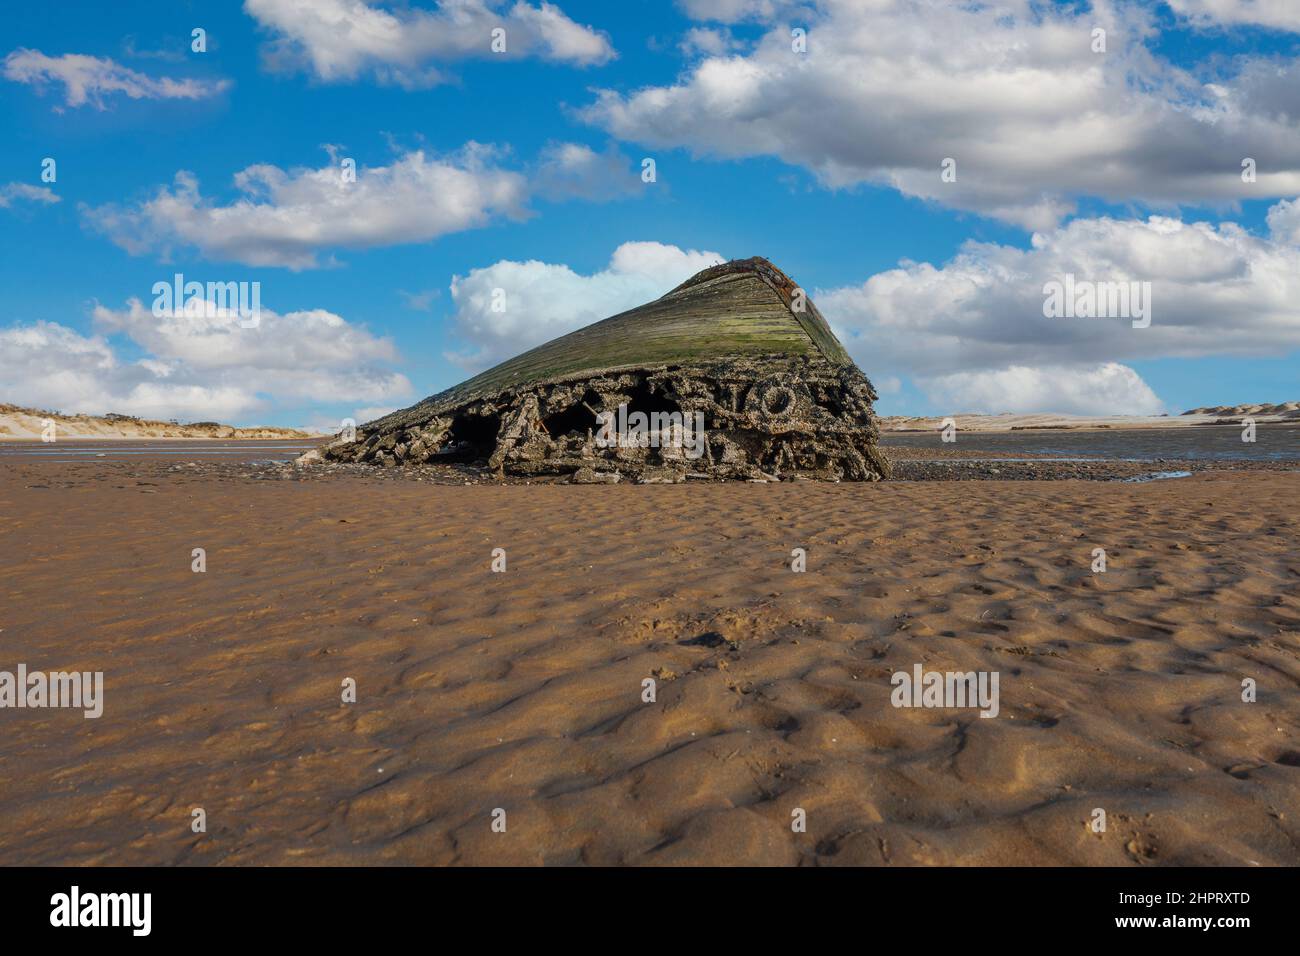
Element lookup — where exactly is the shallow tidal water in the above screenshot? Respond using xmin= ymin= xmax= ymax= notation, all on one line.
xmin=881 ymin=424 xmax=1298 ymax=462
xmin=0 ymin=440 xmax=321 ymax=463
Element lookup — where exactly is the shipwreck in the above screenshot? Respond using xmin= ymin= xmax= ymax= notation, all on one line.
xmin=312 ymin=257 xmax=891 ymax=482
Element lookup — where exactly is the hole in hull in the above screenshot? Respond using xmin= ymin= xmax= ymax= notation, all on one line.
xmin=438 ymin=411 xmax=500 ymax=461
xmin=541 ymin=402 xmax=598 ymax=439
xmin=624 ymin=380 xmax=682 ymax=417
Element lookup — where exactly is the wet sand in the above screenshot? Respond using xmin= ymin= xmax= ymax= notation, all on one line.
xmin=1 ymin=459 xmax=1297 ymax=865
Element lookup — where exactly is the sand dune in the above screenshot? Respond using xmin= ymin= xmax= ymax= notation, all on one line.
xmin=1182 ymin=402 xmax=1300 ymax=418
xmin=1 ymin=460 xmax=1296 ymax=865
xmin=0 ymin=403 xmax=316 ymax=441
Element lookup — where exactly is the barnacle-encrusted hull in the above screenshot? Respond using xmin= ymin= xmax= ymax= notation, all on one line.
xmin=318 ymin=257 xmax=891 ymax=482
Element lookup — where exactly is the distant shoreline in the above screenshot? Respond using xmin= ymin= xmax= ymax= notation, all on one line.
xmin=880 ymin=406 xmax=1298 ymax=433
xmin=0 ymin=403 xmax=322 ymax=441
xmin=0 ymin=435 xmax=324 ymax=442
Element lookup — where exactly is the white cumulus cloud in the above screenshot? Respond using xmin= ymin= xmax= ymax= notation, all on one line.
xmin=1266 ymin=196 xmax=1300 ymax=244
xmin=923 ymin=363 xmax=1164 ymax=416
xmin=583 ymin=0 xmax=1300 ymax=228
xmin=82 ymin=140 xmax=638 ymax=269
xmin=816 ymin=198 xmax=1300 ymax=413
xmin=0 ymin=299 xmax=410 ymax=424
xmin=83 ymin=145 xmax=531 ymax=269
xmin=445 ymin=240 xmax=725 ymax=370
xmin=244 ymin=0 xmax=614 ymax=86
xmin=3 ymin=49 xmax=229 ymax=110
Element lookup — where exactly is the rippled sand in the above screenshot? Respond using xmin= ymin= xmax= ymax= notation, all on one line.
xmin=1 ymin=463 xmax=1297 ymax=865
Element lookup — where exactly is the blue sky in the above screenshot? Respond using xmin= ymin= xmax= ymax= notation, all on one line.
xmin=1 ymin=0 xmax=1298 ymax=427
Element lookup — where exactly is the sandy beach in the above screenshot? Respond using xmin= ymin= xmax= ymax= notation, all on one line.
xmin=1 ymin=455 xmax=1296 ymax=866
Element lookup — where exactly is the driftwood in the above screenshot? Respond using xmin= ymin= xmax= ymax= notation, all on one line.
xmin=312 ymin=257 xmax=891 ymax=482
